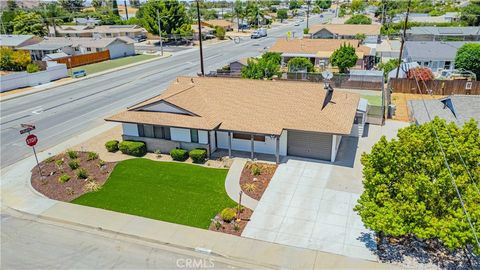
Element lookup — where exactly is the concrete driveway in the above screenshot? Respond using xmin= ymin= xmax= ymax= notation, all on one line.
xmin=242 ymin=121 xmax=409 ymax=261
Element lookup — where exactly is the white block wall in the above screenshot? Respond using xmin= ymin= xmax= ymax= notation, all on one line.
xmin=216 ymin=130 xmax=287 ymax=156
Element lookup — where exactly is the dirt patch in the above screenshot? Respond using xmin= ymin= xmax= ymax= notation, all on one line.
xmin=240 ymin=162 xmax=278 ymax=200
xmin=31 ymin=151 xmax=116 ymax=202
xmin=208 ymin=207 xmax=253 ymax=236
xmin=391 ymin=93 xmax=444 ymax=122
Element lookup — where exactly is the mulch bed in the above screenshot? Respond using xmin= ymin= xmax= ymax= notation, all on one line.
xmin=208 ymin=207 xmax=253 ymax=236
xmin=239 ymin=162 xmax=278 ymax=200
xmin=31 ymin=151 xmax=116 ymax=202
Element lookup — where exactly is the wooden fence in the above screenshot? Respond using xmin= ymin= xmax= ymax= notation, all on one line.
xmin=55 ymin=50 xmax=110 ymax=68
xmin=390 ymin=78 xmax=480 ymax=95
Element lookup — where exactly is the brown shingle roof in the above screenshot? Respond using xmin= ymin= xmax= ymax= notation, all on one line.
xmin=269 ymin=38 xmax=360 ymax=55
xmin=309 ymin=24 xmax=381 ymax=36
xmin=106 ymin=77 xmax=360 ymax=135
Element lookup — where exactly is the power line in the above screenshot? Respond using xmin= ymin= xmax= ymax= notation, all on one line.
xmin=411 ymin=72 xmax=480 ymax=250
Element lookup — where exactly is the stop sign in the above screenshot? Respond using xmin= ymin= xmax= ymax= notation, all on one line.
xmin=26 ymin=134 xmax=38 ymax=147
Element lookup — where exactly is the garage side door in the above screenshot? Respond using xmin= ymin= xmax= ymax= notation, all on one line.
xmin=287 ymin=131 xmax=332 ymax=160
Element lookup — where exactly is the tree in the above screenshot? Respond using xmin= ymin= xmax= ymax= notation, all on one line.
xmin=41 ymin=2 xmax=64 ymax=37
xmin=245 ymin=1 xmax=263 ymax=27
xmin=277 ymin=9 xmax=288 ymax=22
xmin=460 ymin=2 xmax=480 ymax=26
xmin=330 ymin=43 xmax=358 ymax=73
xmin=350 ymin=0 xmax=365 ymax=13
xmin=58 ymin=0 xmax=85 ymax=12
xmin=355 ymin=118 xmax=480 ymax=256
xmin=455 ymin=43 xmax=480 ymax=79
xmin=287 ymin=57 xmax=314 ymax=72
xmin=214 ymin=26 xmax=225 ymax=40
xmin=112 ymin=0 xmax=120 ymax=17
xmin=241 ymin=52 xmax=281 ymax=79
xmin=234 ymin=0 xmax=244 ymax=32
xmin=130 ymin=0 xmax=141 ymax=8
xmin=12 ymin=11 xmax=47 ymax=36
xmin=140 ymin=0 xmax=190 ymax=37
xmin=377 ymin=58 xmax=399 ymax=80
xmin=345 ymin=14 xmax=372 ymax=24
xmin=354 ymin=33 xmax=366 ymax=42
xmin=312 ymin=6 xmax=321 ymax=14
xmin=91 ymin=0 xmax=103 ymax=9
xmin=315 ymin=0 xmax=331 ymax=10
xmin=0 ymin=47 xmax=32 ymax=71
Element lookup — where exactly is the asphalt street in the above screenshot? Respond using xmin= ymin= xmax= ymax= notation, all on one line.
xmin=0 ymin=15 xmax=332 ymax=169
xmin=0 ymin=210 xmax=244 ymax=269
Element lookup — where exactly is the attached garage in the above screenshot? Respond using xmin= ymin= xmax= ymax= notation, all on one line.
xmin=287 ymin=131 xmax=332 ymax=161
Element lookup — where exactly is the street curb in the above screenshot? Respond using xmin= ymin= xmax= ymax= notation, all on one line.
xmin=5 ymin=206 xmax=273 ymax=270
xmin=0 ymin=53 xmax=172 ymax=102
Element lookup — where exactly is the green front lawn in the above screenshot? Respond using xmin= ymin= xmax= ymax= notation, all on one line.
xmin=71 ymin=54 xmax=158 ymax=75
xmin=72 ymin=159 xmax=236 ymax=229
xmin=361 ymin=94 xmax=383 ymax=106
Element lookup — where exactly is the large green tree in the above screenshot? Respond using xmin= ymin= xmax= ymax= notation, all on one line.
xmin=0 ymin=0 xmax=18 ymax=34
xmin=234 ymin=0 xmax=245 ymax=31
xmin=12 ymin=11 xmax=47 ymax=36
xmin=345 ymin=14 xmax=372 ymax=24
xmin=140 ymin=0 xmax=190 ymax=37
xmin=460 ymin=1 xmax=480 ymax=26
xmin=455 ymin=43 xmax=480 ymax=79
xmin=355 ymin=118 xmax=480 ymax=255
xmin=315 ymin=0 xmax=332 ymax=10
xmin=241 ymin=52 xmax=281 ymax=79
xmin=277 ymin=9 xmax=288 ymax=22
xmin=112 ymin=0 xmax=120 ymax=17
xmin=287 ymin=57 xmax=314 ymax=72
xmin=329 ymin=43 xmax=358 ymax=73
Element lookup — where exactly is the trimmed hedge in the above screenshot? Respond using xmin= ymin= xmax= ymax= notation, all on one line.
xmin=118 ymin=141 xmax=147 ymax=157
xmin=189 ymin=148 xmax=207 ymax=163
xmin=105 ymin=140 xmax=119 ymax=152
xmin=170 ymin=148 xmax=188 ymax=161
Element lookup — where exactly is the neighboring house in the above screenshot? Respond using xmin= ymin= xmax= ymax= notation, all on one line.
xmin=228 ymin=58 xmax=250 ymax=75
xmin=394 ymin=12 xmax=460 ymax=24
xmin=408 ymin=95 xmax=480 ymax=128
xmin=403 ymin=41 xmax=479 ymax=72
xmin=406 ymin=27 xmax=480 ymax=41
xmin=0 ymin=34 xmax=41 ymax=49
xmin=19 ymin=36 xmax=135 ymax=60
xmin=74 ymin=17 xmax=101 ymax=25
xmin=376 ymin=39 xmax=401 ymax=63
xmin=191 ymin=25 xmax=214 ymax=40
xmin=49 ymin=25 xmax=147 ymax=41
xmin=106 ymin=77 xmax=367 ymax=162
xmin=308 ymin=24 xmax=381 ymax=44
xmin=202 ymin=19 xmax=234 ymax=31
xmin=269 ymin=38 xmax=375 ymax=70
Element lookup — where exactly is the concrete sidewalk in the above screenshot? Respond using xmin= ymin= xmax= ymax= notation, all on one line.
xmin=1 ymin=124 xmax=397 ymax=269
xmin=224 ymin=158 xmax=259 ymax=210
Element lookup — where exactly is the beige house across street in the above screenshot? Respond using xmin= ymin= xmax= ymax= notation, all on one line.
xmin=106 ymin=77 xmax=367 ymax=162
xmin=49 ymin=25 xmax=147 ymax=41
xmin=308 ymin=24 xmax=381 ymax=44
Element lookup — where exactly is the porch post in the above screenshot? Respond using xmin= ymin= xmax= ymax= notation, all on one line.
xmin=275 ymin=135 xmax=280 ymax=164
xmin=250 ymin=134 xmax=254 ymax=160
xmin=228 ymin=131 xmax=232 ymax=158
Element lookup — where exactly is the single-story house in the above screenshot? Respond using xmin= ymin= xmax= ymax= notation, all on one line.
xmin=49 ymin=24 xmax=147 ymax=41
xmin=0 ymin=34 xmax=41 ymax=49
xmin=269 ymin=38 xmax=375 ymax=70
xmin=406 ymin=26 xmax=480 ymax=42
xmin=202 ymin=19 xmax=234 ymax=31
xmin=19 ymin=36 xmax=135 ymax=60
xmin=403 ymin=41 xmax=480 ymax=72
xmin=376 ymin=39 xmax=401 ymax=63
xmin=308 ymin=24 xmax=381 ymax=44
xmin=228 ymin=58 xmax=250 ymax=75
xmin=394 ymin=12 xmax=460 ymax=24
xmin=74 ymin=17 xmax=101 ymax=25
xmin=408 ymin=95 xmax=480 ymax=128
xmin=106 ymin=77 xmax=368 ymax=162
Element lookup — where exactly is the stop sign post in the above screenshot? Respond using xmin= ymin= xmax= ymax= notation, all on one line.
xmin=25 ymin=132 xmax=43 ymax=178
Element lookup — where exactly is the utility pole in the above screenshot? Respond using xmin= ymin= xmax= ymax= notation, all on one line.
xmin=306 ymin=0 xmax=310 ymax=29
xmin=124 ymin=0 xmax=129 ymax=20
xmin=196 ymin=0 xmax=204 ymax=76
xmin=156 ymin=9 xmax=163 ymax=56
xmin=395 ymin=0 xmax=411 ymax=79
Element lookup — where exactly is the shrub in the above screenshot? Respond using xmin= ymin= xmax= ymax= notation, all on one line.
xmin=243 ymin=183 xmax=257 ymax=192
xmin=66 ymin=149 xmax=78 ymax=159
xmin=76 ymin=168 xmax=88 ymax=179
xmin=98 ymin=160 xmax=106 ymax=167
xmin=26 ymin=63 xmax=40 ymax=73
xmin=58 ymin=174 xmax=71 ymax=183
xmin=45 ymin=156 xmax=55 ymax=163
xmin=189 ymin=148 xmax=207 ymax=163
xmin=345 ymin=14 xmax=372 ymax=24
xmin=68 ymin=159 xmax=80 ymax=170
xmin=215 ymin=26 xmax=226 ymax=40
xmin=154 ymin=149 xmax=162 ymax=158
xmin=105 ymin=140 xmax=119 ymax=152
xmin=214 ymin=220 xmax=222 ymax=230
xmin=55 ymin=159 xmax=64 ymax=168
xmin=170 ymin=148 xmax=188 ymax=161
xmin=87 ymin=151 xmax=98 ymax=161
xmin=233 ymin=223 xmax=240 ymax=232
xmin=287 ymin=57 xmax=314 ymax=72
xmin=84 ymin=180 xmax=101 ymax=192
xmin=303 ymin=27 xmax=309 ymax=35
xmin=220 ymin=208 xmax=236 ymax=222
xmin=118 ymin=140 xmax=146 ymax=157
xmin=251 ymin=164 xmax=262 ymax=176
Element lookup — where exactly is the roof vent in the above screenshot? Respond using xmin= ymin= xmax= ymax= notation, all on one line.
xmin=191 ymin=78 xmax=194 ymax=83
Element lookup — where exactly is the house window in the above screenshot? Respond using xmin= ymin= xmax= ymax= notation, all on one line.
xmin=153 ymin=126 xmax=171 ymax=140
xmin=143 ymin=125 xmax=154 ymax=138
xmin=137 ymin=124 xmax=144 ymax=137
xmin=106 ymin=33 xmax=112 ymax=37
xmin=233 ymin=133 xmax=265 ymax=142
xmin=354 ymin=114 xmax=363 ymax=124
xmin=444 ymin=61 xmax=451 ymax=69
xmin=86 ymin=47 xmax=92 ymax=52
xmin=190 ymin=129 xmax=199 ymax=143
xmin=96 ymin=48 xmax=101 ymax=52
